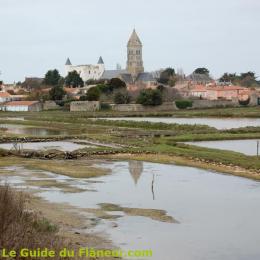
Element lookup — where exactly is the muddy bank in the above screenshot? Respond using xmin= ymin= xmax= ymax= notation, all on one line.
xmin=28 ymin=195 xmax=115 ymax=252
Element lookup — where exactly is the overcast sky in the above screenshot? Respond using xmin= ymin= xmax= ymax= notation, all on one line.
xmin=0 ymin=0 xmax=259 ymax=82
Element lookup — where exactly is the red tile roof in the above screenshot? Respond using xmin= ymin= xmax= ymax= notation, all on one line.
xmin=191 ymin=85 xmax=207 ymax=92
xmin=0 ymin=92 xmax=11 ymax=97
xmin=5 ymin=101 xmax=39 ymax=106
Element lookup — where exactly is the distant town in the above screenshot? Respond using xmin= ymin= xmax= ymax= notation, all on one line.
xmin=0 ymin=29 xmax=259 ymax=112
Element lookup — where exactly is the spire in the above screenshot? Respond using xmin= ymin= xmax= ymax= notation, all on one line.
xmin=97 ymin=56 xmax=104 ymax=64
xmin=127 ymin=29 xmax=142 ymax=47
xmin=65 ymin=58 xmax=72 ymax=65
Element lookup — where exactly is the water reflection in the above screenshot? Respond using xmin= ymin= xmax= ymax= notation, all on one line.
xmin=0 ymin=141 xmax=94 ymax=152
xmin=128 ymin=161 xmax=143 ymax=185
xmin=186 ymin=139 xmax=260 ymax=156
xmin=0 ymin=124 xmax=68 ymax=136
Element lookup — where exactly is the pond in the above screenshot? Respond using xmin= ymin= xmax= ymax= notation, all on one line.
xmin=0 ymin=141 xmax=95 ymax=152
xmin=1 ymin=161 xmax=260 ymax=260
xmin=0 ymin=124 xmax=68 ymax=136
xmin=185 ymin=139 xmax=260 ymax=156
xmin=101 ymin=117 xmax=260 ymax=130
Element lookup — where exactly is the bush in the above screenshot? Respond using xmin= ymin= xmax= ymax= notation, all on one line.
xmin=114 ymin=92 xmax=131 ymax=104
xmin=136 ymin=89 xmax=163 ymax=106
xmin=175 ymin=100 xmax=193 ymax=109
xmin=86 ymin=87 xmax=100 ymax=101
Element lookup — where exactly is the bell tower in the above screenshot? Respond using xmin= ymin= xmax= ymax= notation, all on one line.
xmin=126 ymin=29 xmax=144 ymax=78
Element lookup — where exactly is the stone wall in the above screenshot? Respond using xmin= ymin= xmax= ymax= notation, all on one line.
xmin=112 ymin=100 xmax=247 ymax=112
xmin=112 ymin=102 xmax=177 ymax=112
xmin=28 ymin=102 xmax=43 ymax=112
xmin=70 ymin=101 xmax=100 ymax=112
xmin=191 ymin=99 xmax=239 ymax=109
xmin=43 ymin=101 xmax=61 ymax=110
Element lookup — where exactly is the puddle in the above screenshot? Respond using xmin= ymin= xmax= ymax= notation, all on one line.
xmin=0 ymin=141 xmax=95 ymax=152
xmin=185 ymin=139 xmax=260 ymax=156
xmin=1 ymin=117 xmax=25 ymax=121
xmin=0 ymin=124 xmax=68 ymax=136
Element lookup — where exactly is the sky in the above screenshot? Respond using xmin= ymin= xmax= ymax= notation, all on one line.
xmin=0 ymin=0 xmax=259 ymax=82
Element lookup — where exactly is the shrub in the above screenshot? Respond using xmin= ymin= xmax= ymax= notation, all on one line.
xmin=136 ymin=89 xmax=163 ymax=106
xmin=175 ymin=99 xmax=193 ymax=109
xmin=114 ymin=92 xmax=131 ymax=104
xmin=86 ymin=87 xmax=100 ymax=101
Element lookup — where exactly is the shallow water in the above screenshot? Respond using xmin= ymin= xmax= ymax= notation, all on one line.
xmin=186 ymin=139 xmax=260 ymax=156
xmin=1 ymin=161 xmax=260 ymax=260
xmin=0 ymin=141 xmax=94 ymax=152
xmin=0 ymin=124 xmax=68 ymax=136
xmin=101 ymin=117 xmax=260 ymax=130
xmin=2 ymin=117 xmax=25 ymax=121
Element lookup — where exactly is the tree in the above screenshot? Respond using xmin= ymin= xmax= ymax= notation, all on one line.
xmin=240 ymin=71 xmax=256 ymax=80
xmin=43 ymin=69 xmax=61 ymax=86
xmin=194 ymin=68 xmax=209 ymax=75
xmin=108 ymin=78 xmax=126 ymax=91
xmin=219 ymin=73 xmax=237 ymax=83
xmin=219 ymin=71 xmax=259 ymax=87
xmin=136 ymin=89 xmax=162 ymax=106
xmin=114 ymin=92 xmax=131 ymax=104
xmin=49 ymin=85 xmax=65 ymax=101
xmin=158 ymin=68 xmax=176 ymax=85
xmin=65 ymin=71 xmax=84 ymax=88
xmin=86 ymin=87 xmax=100 ymax=101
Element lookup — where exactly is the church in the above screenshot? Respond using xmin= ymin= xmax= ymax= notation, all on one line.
xmin=65 ymin=29 xmax=156 ymax=87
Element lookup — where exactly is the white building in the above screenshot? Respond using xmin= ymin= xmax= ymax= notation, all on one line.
xmin=0 ymin=92 xmax=12 ymax=103
xmin=0 ymin=101 xmax=42 ymax=112
xmin=65 ymin=57 xmax=105 ymax=83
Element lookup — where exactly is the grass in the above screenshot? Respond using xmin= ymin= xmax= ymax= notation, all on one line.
xmin=26 ymin=159 xmax=110 ymax=178
xmin=0 ymin=157 xmax=110 ymax=178
xmin=146 ymin=143 xmax=260 ymax=169
xmin=2 ymin=109 xmax=260 ymax=180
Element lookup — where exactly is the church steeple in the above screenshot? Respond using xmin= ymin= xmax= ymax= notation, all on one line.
xmin=65 ymin=58 xmax=72 ymax=65
xmin=127 ymin=29 xmax=142 ymax=47
xmin=126 ymin=29 xmax=144 ymax=78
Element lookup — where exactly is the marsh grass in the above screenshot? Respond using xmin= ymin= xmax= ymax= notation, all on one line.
xmin=0 ymin=185 xmax=67 ymax=259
